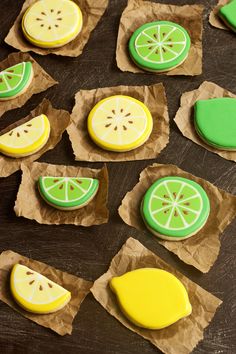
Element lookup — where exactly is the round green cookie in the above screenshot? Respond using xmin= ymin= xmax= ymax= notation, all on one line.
xmin=141 ymin=176 xmax=210 ymax=241
xmin=0 ymin=62 xmax=33 ymax=101
xmin=129 ymin=21 xmax=191 ymax=72
xmin=38 ymin=176 xmax=99 ymax=211
xmin=194 ymin=98 xmax=236 ymax=151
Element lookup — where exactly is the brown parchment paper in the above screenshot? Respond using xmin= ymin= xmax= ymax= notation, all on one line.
xmin=14 ymin=161 xmax=109 ymax=226
xmin=0 ymin=99 xmax=71 ymax=178
xmin=5 ymin=0 xmax=109 ymax=57
xmin=118 ymin=163 xmax=236 ymax=273
xmin=0 ymin=250 xmax=92 ymax=335
xmin=0 ymin=52 xmax=57 ymax=118
xmin=91 ymin=237 xmax=222 ymax=354
xmin=174 ymin=81 xmax=236 ymax=162
xmin=67 ymin=83 xmax=169 ymax=162
xmin=116 ymin=0 xmax=203 ymax=76
xmin=209 ymin=0 xmax=230 ymax=30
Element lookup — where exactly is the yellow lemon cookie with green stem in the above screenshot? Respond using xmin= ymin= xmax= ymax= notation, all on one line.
xmin=10 ymin=264 xmax=71 ymax=314
xmin=87 ymin=95 xmax=153 ymax=152
xmin=0 ymin=114 xmax=50 ymax=158
xmin=22 ymin=0 xmax=83 ymax=48
xmin=110 ymin=268 xmax=192 ymax=330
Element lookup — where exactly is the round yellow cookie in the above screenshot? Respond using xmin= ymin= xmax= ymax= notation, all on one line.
xmin=22 ymin=0 xmax=83 ymax=48
xmin=87 ymin=95 xmax=153 ymax=152
xmin=0 ymin=114 xmax=50 ymax=158
xmin=10 ymin=264 xmax=71 ymax=314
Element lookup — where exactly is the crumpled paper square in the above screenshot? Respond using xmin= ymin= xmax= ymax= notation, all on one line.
xmin=209 ymin=0 xmax=231 ymax=30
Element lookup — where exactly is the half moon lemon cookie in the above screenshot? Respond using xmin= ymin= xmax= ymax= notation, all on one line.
xmin=141 ymin=176 xmax=210 ymax=241
xmin=22 ymin=0 xmax=83 ymax=48
xmin=110 ymin=268 xmax=192 ymax=329
xmin=0 ymin=62 xmax=33 ymax=101
xmin=38 ymin=176 xmax=99 ymax=210
xmin=129 ymin=21 xmax=191 ymax=72
xmin=194 ymin=98 xmax=236 ymax=151
xmin=10 ymin=264 xmax=71 ymax=314
xmin=87 ymin=95 xmax=153 ymax=152
xmin=218 ymin=0 xmax=236 ymax=32
xmin=0 ymin=114 xmax=50 ymax=158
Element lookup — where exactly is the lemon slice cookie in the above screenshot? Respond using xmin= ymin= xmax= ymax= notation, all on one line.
xmin=10 ymin=264 xmax=71 ymax=314
xmin=22 ymin=0 xmax=83 ymax=48
xmin=0 ymin=114 xmax=50 ymax=158
xmin=110 ymin=268 xmax=192 ymax=329
xmin=87 ymin=95 xmax=153 ymax=152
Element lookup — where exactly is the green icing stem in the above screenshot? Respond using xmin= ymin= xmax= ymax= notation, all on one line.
xmin=219 ymin=0 xmax=236 ymax=31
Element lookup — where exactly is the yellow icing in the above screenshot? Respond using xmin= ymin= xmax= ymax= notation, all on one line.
xmin=0 ymin=114 xmax=50 ymax=158
xmin=10 ymin=264 xmax=71 ymax=314
xmin=22 ymin=0 xmax=83 ymax=48
xmin=110 ymin=268 xmax=192 ymax=329
xmin=87 ymin=95 xmax=153 ymax=152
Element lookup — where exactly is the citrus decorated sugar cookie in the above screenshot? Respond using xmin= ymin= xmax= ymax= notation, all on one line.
xmin=38 ymin=176 xmax=99 ymax=210
xmin=0 ymin=114 xmax=50 ymax=158
xmin=87 ymin=95 xmax=153 ymax=152
xmin=219 ymin=0 xmax=236 ymax=32
xmin=22 ymin=0 xmax=83 ymax=48
xmin=194 ymin=98 xmax=236 ymax=151
xmin=110 ymin=268 xmax=192 ymax=329
xmin=0 ymin=62 xmax=33 ymax=101
xmin=141 ymin=176 xmax=210 ymax=241
xmin=10 ymin=264 xmax=71 ymax=314
xmin=129 ymin=21 xmax=191 ymax=72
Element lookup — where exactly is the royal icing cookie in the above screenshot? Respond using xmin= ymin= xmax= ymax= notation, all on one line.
xmin=10 ymin=264 xmax=71 ymax=314
xmin=219 ymin=0 xmax=236 ymax=32
xmin=0 ymin=62 xmax=33 ymax=101
xmin=38 ymin=176 xmax=99 ymax=210
xmin=87 ymin=95 xmax=153 ymax=152
xmin=129 ymin=21 xmax=191 ymax=72
xmin=141 ymin=176 xmax=210 ymax=241
xmin=22 ymin=0 xmax=83 ymax=48
xmin=194 ymin=98 xmax=236 ymax=151
xmin=0 ymin=114 xmax=50 ymax=158
xmin=110 ymin=268 xmax=192 ymax=329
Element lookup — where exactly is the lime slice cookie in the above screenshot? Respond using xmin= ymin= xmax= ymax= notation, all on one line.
xmin=87 ymin=95 xmax=153 ymax=152
xmin=194 ymin=98 xmax=236 ymax=151
xmin=141 ymin=176 xmax=210 ymax=241
xmin=22 ymin=0 xmax=83 ymax=48
xmin=10 ymin=264 xmax=71 ymax=314
xmin=0 ymin=114 xmax=50 ymax=158
xmin=218 ymin=0 xmax=236 ymax=32
xmin=0 ymin=62 xmax=33 ymax=101
xmin=110 ymin=268 xmax=192 ymax=329
xmin=129 ymin=21 xmax=191 ymax=72
xmin=38 ymin=176 xmax=99 ymax=210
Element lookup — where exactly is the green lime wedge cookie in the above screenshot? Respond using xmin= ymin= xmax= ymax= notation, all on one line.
xmin=129 ymin=21 xmax=191 ymax=72
xmin=38 ymin=176 xmax=99 ymax=211
xmin=141 ymin=176 xmax=210 ymax=241
xmin=0 ymin=62 xmax=33 ymax=101
xmin=218 ymin=0 xmax=236 ymax=32
xmin=194 ymin=98 xmax=236 ymax=151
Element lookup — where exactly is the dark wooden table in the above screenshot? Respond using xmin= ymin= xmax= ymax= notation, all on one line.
xmin=0 ymin=0 xmax=235 ymax=353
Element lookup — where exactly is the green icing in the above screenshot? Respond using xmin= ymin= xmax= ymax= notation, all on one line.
xmin=38 ymin=176 xmax=99 ymax=209
xmin=194 ymin=98 xmax=236 ymax=150
xmin=219 ymin=0 xmax=236 ymax=30
xmin=129 ymin=21 xmax=191 ymax=72
xmin=0 ymin=62 xmax=32 ymax=99
xmin=141 ymin=176 xmax=210 ymax=239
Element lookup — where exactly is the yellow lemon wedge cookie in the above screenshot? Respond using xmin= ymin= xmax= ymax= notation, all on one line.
xmin=110 ymin=268 xmax=192 ymax=329
xmin=87 ymin=95 xmax=153 ymax=152
xmin=22 ymin=0 xmax=83 ymax=48
xmin=10 ymin=264 xmax=71 ymax=314
xmin=0 ymin=114 xmax=50 ymax=158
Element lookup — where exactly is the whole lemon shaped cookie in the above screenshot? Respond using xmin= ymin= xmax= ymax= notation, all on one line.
xmin=10 ymin=264 xmax=71 ymax=314
xmin=87 ymin=95 xmax=153 ymax=152
xmin=22 ymin=0 xmax=83 ymax=48
xmin=110 ymin=268 xmax=192 ymax=329
xmin=129 ymin=21 xmax=191 ymax=72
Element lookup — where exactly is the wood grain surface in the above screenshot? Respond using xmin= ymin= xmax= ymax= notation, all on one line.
xmin=0 ymin=0 xmax=235 ymax=353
